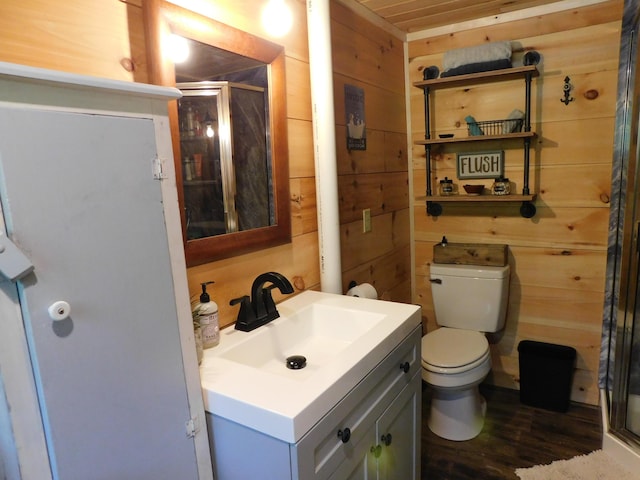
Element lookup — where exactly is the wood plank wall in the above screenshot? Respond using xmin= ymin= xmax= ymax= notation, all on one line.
xmin=408 ymin=0 xmax=623 ymax=405
xmin=0 ymin=1 xmax=137 ymax=81
xmin=331 ymin=2 xmax=411 ymax=304
xmin=0 ymin=0 xmax=410 ymax=329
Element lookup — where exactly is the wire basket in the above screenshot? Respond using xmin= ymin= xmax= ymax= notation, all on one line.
xmin=467 ymin=118 xmax=523 ymax=136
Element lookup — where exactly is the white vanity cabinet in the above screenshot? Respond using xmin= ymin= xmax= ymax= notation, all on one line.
xmin=207 ymin=325 xmax=421 ymax=480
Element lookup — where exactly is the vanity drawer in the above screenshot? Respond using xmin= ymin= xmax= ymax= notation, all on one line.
xmin=292 ymin=325 xmax=421 ymax=479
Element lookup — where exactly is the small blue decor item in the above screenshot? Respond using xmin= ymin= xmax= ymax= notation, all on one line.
xmin=465 ymin=115 xmax=484 ymax=136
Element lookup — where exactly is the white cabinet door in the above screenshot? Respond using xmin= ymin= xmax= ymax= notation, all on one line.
xmin=0 ymin=106 xmax=200 ymax=479
xmin=327 ymin=373 xmax=421 ymax=480
xmin=376 ymin=373 xmax=421 ymax=480
xmin=327 ymin=422 xmax=375 ymax=480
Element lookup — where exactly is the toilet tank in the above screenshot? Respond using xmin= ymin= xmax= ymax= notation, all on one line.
xmin=430 ymin=263 xmax=510 ymax=332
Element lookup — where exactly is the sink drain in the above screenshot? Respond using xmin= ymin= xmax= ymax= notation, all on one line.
xmin=286 ymin=355 xmax=307 ymax=369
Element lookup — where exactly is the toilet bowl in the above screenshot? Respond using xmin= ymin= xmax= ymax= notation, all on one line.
xmin=422 ymin=328 xmax=492 ymax=440
xmin=422 ymin=263 xmax=510 ymax=441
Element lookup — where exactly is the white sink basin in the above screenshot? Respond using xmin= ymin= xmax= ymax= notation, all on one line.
xmin=219 ymin=302 xmax=385 ymax=379
xmin=199 ymin=290 xmax=421 ymax=443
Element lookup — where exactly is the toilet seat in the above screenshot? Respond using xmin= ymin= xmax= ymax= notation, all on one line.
xmin=422 ymin=328 xmax=489 ymax=374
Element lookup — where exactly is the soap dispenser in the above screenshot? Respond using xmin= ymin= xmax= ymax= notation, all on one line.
xmin=195 ymin=281 xmax=219 ymax=348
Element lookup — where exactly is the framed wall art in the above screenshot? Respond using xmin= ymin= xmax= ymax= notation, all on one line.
xmin=456 ymin=150 xmax=504 ymax=179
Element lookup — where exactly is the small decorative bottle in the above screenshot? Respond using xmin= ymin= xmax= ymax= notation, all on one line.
xmin=186 ymin=105 xmax=195 ymax=137
xmin=194 ymin=109 xmax=202 ymax=136
xmin=183 ymin=156 xmax=192 ymax=182
xmin=491 ymin=177 xmax=511 ymax=196
xmin=439 ymin=177 xmax=456 ymax=196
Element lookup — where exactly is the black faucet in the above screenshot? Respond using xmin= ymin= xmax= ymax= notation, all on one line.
xmin=231 ymin=272 xmax=294 ymax=332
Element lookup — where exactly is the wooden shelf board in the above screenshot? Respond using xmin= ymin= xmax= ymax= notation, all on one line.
xmin=413 ymin=65 xmax=539 ymax=90
xmin=415 ymin=131 xmax=536 ymax=145
xmin=419 ymin=194 xmax=537 ymax=203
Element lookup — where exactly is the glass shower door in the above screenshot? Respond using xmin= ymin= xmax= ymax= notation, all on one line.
xmin=609 ymin=0 xmax=640 ymax=447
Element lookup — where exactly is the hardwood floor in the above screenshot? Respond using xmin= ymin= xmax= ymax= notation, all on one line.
xmin=421 ymin=383 xmax=603 ymax=479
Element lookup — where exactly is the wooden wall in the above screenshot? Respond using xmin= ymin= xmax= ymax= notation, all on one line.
xmin=0 ymin=1 xmax=138 ymax=81
xmin=408 ymin=0 xmax=623 ymax=405
xmin=331 ymin=2 xmax=411 ymax=304
xmin=0 ymin=0 xmax=410 ymax=330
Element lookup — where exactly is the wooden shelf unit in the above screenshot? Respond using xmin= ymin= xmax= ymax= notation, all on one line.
xmin=414 ymin=65 xmax=539 ymax=218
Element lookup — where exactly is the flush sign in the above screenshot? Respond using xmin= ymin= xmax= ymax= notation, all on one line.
xmin=457 ymin=151 xmax=504 ymax=179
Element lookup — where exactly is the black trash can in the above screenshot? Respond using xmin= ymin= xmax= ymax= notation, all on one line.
xmin=517 ymin=340 xmax=576 ymax=412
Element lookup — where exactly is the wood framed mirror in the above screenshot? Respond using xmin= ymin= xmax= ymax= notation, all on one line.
xmin=143 ymin=0 xmax=290 ymax=266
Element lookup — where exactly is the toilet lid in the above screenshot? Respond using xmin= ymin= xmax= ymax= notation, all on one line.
xmin=422 ymin=328 xmax=489 ymax=372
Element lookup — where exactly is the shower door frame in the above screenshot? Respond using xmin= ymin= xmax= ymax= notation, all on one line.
xmin=605 ymin=0 xmax=640 ymax=453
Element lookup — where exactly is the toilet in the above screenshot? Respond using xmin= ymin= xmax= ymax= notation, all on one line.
xmin=421 ymin=263 xmax=510 ymax=441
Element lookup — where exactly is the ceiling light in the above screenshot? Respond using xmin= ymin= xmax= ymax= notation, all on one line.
xmin=262 ymin=0 xmax=293 ymax=37
xmin=166 ymin=34 xmax=190 ymax=64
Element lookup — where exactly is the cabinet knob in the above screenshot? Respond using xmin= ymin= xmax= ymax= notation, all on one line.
xmin=337 ymin=428 xmax=351 ymax=443
xmin=400 ymin=361 xmax=410 ymax=373
xmin=370 ymin=444 xmax=382 ymax=458
xmin=381 ymin=433 xmax=393 ymax=446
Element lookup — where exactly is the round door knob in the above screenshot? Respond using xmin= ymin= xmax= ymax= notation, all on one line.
xmin=337 ymin=428 xmax=351 ymax=443
xmin=400 ymin=361 xmax=410 ymax=373
xmin=381 ymin=433 xmax=393 ymax=446
xmin=48 ymin=301 xmax=71 ymax=321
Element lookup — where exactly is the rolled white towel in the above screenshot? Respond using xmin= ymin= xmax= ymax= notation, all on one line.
xmin=443 ymin=41 xmax=512 ymax=71
xmin=503 ymin=109 xmax=525 ymax=134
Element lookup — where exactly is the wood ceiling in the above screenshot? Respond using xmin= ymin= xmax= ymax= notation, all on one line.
xmin=350 ymin=0 xmax=589 ymax=34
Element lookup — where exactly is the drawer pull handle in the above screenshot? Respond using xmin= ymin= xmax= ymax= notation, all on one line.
xmin=381 ymin=433 xmax=393 ymax=446
xmin=337 ymin=428 xmax=351 ymax=443
xmin=400 ymin=361 xmax=410 ymax=373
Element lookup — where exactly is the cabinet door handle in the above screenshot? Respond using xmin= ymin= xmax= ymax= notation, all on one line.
xmin=337 ymin=428 xmax=351 ymax=443
xmin=381 ymin=433 xmax=393 ymax=446
xmin=400 ymin=361 xmax=410 ymax=373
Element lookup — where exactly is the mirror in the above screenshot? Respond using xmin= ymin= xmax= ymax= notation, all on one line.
xmin=143 ymin=0 xmax=291 ymax=266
